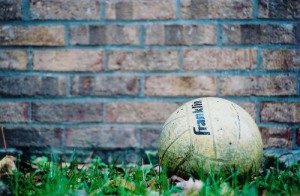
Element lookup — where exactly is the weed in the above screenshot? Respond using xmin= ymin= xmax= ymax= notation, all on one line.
xmin=2 ymin=156 xmax=299 ymax=196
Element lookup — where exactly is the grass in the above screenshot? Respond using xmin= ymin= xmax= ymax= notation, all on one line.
xmin=2 ymin=155 xmax=300 ymax=196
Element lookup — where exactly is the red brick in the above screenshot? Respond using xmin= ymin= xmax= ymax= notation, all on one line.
xmin=261 ymin=102 xmax=300 ymax=123
xmin=107 ymin=50 xmax=179 ymax=71
xmin=181 ymin=0 xmax=253 ymax=19
xmin=0 ymin=50 xmax=27 ymax=70
xmin=65 ymin=127 xmax=137 ymax=148
xmin=109 ymin=149 xmax=139 ymax=164
xmin=70 ymin=25 xmax=139 ymax=45
xmin=140 ymin=129 xmax=161 ymax=149
xmin=106 ymin=102 xmax=179 ymax=123
xmin=33 ymin=50 xmax=103 ymax=72
xmin=297 ymin=129 xmax=300 ymax=147
xmin=258 ymin=0 xmax=300 ymax=19
xmin=222 ymin=24 xmax=295 ymax=45
xmin=261 ymin=49 xmax=300 ymax=70
xmin=0 ymin=26 xmax=65 ymax=46
xmin=105 ymin=0 xmax=176 ymax=20
xmin=32 ymin=102 xmax=102 ymax=123
xmin=0 ymin=0 xmax=22 ymax=20
xmin=184 ymin=49 xmax=256 ymax=70
xmin=0 ymin=76 xmax=66 ymax=97
xmin=145 ymin=24 xmax=216 ymax=45
xmin=30 ymin=0 xmax=100 ymax=20
xmin=260 ymin=127 xmax=292 ymax=148
xmin=72 ymin=76 xmax=139 ymax=96
xmin=145 ymin=76 xmax=217 ymax=96
xmin=220 ymin=75 xmax=297 ymax=96
xmin=235 ymin=102 xmax=256 ymax=121
xmin=297 ymin=23 xmax=300 ymax=45
xmin=0 ymin=102 xmax=28 ymax=123
xmin=1 ymin=127 xmax=62 ymax=148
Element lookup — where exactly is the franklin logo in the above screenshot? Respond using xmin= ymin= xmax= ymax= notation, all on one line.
xmin=192 ymin=100 xmax=210 ymax=135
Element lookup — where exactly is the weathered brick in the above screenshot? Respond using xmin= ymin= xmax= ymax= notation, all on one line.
xmin=105 ymin=0 xmax=176 ymax=20
xmin=260 ymin=127 xmax=292 ymax=148
xmin=261 ymin=102 xmax=300 ymax=123
xmin=0 ymin=51 xmax=28 ymax=70
xmin=145 ymin=24 xmax=216 ymax=45
xmin=106 ymin=102 xmax=179 ymax=123
xmin=183 ymin=49 xmax=256 ymax=70
xmin=0 ymin=26 xmax=65 ymax=46
xmin=181 ymin=0 xmax=253 ymax=19
xmin=32 ymin=102 xmax=102 ymax=123
xmin=297 ymin=129 xmax=300 ymax=147
xmin=140 ymin=129 xmax=160 ymax=149
xmin=70 ymin=25 xmax=139 ymax=45
xmin=0 ymin=0 xmax=22 ymax=20
xmin=33 ymin=50 xmax=103 ymax=72
xmin=261 ymin=49 xmax=300 ymax=70
xmin=72 ymin=76 xmax=139 ymax=96
xmin=30 ymin=0 xmax=100 ymax=20
xmin=235 ymin=102 xmax=256 ymax=120
xmin=61 ymin=150 xmax=109 ymax=163
xmin=258 ymin=0 xmax=300 ymax=19
xmin=263 ymin=149 xmax=300 ymax=167
xmin=145 ymin=76 xmax=217 ymax=96
xmin=0 ymin=76 xmax=66 ymax=97
xmin=145 ymin=25 xmax=164 ymax=45
xmin=220 ymin=75 xmax=297 ymax=96
xmin=222 ymin=24 xmax=295 ymax=45
xmin=1 ymin=127 xmax=62 ymax=148
xmin=109 ymin=149 xmax=139 ymax=164
xmin=107 ymin=50 xmax=179 ymax=71
xmin=296 ymin=23 xmax=300 ymax=45
xmin=66 ymin=127 xmax=137 ymax=148
xmin=0 ymin=102 xmax=28 ymax=122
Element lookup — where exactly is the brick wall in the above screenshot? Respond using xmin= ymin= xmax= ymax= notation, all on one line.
xmin=0 ymin=0 xmax=299 ymax=163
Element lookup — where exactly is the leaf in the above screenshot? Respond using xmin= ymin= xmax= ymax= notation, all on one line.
xmin=0 ymin=155 xmax=16 ymax=174
xmin=175 ymin=177 xmax=204 ymax=195
xmin=154 ymin=165 xmax=161 ymax=174
xmin=220 ymin=182 xmax=234 ymax=196
xmin=170 ymin=175 xmax=185 ymax=183
xmin=114 ymin=177 xmax=136 ymax=191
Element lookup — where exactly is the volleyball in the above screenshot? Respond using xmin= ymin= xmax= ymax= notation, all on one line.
xmin=158 ymin=97 xmax=263 ymax=178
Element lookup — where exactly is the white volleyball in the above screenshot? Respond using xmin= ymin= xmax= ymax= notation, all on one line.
xmin=158 ymin=97 xmax=263 ymax=178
